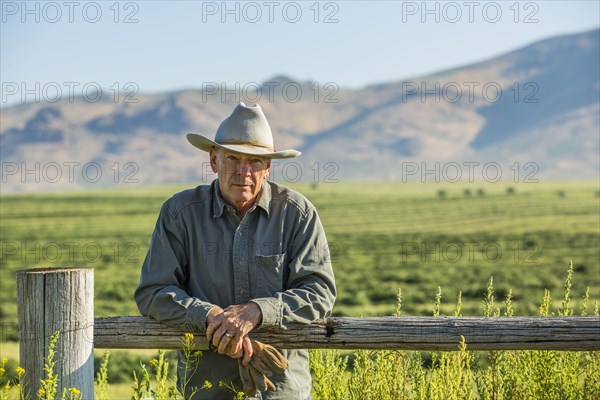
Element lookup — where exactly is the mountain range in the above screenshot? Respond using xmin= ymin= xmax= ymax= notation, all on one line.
xmin=1 ymin=28 xmax=598 ymax=192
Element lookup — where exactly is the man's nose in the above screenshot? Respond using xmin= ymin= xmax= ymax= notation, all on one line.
xmin=236 ymin=160 xmax=252 ymax=175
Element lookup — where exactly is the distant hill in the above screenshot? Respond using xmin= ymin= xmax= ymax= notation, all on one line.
xmin=1 ymin=29 xmax=598 ymax=192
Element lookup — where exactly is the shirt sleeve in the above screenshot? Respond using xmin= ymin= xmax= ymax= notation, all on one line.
xmin=251 ymin=206 xmax=337 ymax=329
xmin=134 ymin=202 xmax=216 ymax=331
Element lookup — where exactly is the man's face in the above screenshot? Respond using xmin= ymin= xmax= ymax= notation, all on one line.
xmin=210 ymin=148 xmax=271 ymax=209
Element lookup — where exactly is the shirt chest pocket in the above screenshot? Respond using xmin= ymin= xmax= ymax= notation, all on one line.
xmin=253 ymin=253 xmax=286 ymax=297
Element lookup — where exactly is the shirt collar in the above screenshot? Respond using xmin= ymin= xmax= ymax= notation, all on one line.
xmin=254 ymin=180 xmax=271 ymax=217
xmin=212 ymin=180 xmax=227 ymax=218
xmin=212 ymin=179 xmax=271 ymax=218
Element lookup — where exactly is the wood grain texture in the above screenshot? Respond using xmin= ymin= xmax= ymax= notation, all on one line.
xmin=94 ymin=315 xmax=600 ymax=351
xmin=17 ymin=268 xmax=94 ymax=399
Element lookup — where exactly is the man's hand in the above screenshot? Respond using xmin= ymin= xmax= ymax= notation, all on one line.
xmin=206 ymin=302 xmax=262 ymax=361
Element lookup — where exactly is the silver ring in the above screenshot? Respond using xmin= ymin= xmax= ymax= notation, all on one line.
xmin=225 ymin=332 xmax=234 ymax=338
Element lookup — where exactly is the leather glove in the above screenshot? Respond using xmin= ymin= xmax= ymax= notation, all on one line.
xmin=237 ymin=340 xmax=288 ymax=396
xmin=249 ymin=339 xmax=288 ymax=376
xmin=238 ymin=359 xmax=276 ymax=396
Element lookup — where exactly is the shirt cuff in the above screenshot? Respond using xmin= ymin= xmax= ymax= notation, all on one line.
xmin=250 ymin=297 xmax=281 ymax=327
xmin=186 ymin=300 xmax=217 ymax=331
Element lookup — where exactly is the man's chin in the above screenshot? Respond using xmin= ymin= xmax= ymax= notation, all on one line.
xmin=233 ymin=186 xmax=253 ymax=194
xmin=232 ymin=191 xmax=256 ymax=203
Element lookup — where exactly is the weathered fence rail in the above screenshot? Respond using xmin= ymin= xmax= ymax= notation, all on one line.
xmin=94 ymin=315 xmax=600 ymax=351
xmin=16 ymin=268 xmax=600 ymax=400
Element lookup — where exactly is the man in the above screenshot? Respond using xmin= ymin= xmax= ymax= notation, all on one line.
xmin=135 ymin=102 xmax=336 ymax=399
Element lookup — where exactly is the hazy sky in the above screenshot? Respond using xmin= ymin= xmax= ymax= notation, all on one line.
xmin=1 ymin=1 xmax=599 ymax=105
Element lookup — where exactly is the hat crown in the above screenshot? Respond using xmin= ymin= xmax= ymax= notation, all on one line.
xmin=186 ymin=102 xmax=300 ymax=159
xmin=215 ymin=102 xmax=274 ymax=150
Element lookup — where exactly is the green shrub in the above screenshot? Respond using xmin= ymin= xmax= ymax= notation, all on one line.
xmin=92 ymin=351 xmax=177 ymax=384
xmin=310 ymin=262 xmax=599 ymax=400
xmin=3 ymin=264 xmax=598 ymax=400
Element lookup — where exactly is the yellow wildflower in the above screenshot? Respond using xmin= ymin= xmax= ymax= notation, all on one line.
xmin=184 ymin=332 xmax=194 ymax=340
xmin=16 ymin=367 xmax=25 ymax=375
xmin=68 ymin=387 xmax=81 ymax=395
xmin=0 ymin=367 xmax=5 ymax=375
xmin=38 ymin=388 xmax=46 ymax=397
xmin=203 ymin=380 xmax=212 ymax=389
xmin=1 ymin=357 xmax=7 ymax=364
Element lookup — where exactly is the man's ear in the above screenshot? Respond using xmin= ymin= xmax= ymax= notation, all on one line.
xmin=209 ymin=148 xmax=218 ymax=173
xmin=264 ymin=160 xmax=271 ymax=180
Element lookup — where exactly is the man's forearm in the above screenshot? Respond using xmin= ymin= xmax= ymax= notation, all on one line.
xmin=251 ymin=279 xmax=336 ymax=329
xmin=135 ymin=283 xmax=217 ymax=331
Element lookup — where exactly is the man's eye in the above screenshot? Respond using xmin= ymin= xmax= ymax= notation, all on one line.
xmin=227 ymin=156 xmax=238 ymax=161
xmin=251 ymin=159 xmax=263 ymax=164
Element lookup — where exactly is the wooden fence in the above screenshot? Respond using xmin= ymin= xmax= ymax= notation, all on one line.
xmin=16 ymin=268 xmax=600 ymax=399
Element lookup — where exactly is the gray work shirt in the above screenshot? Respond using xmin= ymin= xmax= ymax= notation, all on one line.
xmin=134 ymin=179 xmax=336 ymax=399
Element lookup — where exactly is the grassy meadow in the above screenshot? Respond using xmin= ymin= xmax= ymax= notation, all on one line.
xmin=0 ymin=180 xmax=599 ymax=398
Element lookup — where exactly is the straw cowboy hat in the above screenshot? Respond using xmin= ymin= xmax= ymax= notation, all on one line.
xmin=186 ymin=102 xmax=301 ymax=159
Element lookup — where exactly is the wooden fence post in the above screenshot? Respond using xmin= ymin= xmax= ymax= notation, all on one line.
xmin=16 ymin=268 xmax=94 ymax=399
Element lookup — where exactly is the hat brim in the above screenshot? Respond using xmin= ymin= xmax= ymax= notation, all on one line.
xmin=186 ymin=133 xmax=301 ymax=159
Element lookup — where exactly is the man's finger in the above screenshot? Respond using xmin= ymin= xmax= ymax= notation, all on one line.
xmin=212 ymin=326 xmax=228 ymax=348
xmin=242 ymin=336 xmax=253 ymax=366
xmin=229 ymin=335 xmax=243 ymax=356
xmin=218 ymin=332 xmax=234 ymax=354
xmin=231 ymin=348 xmax=243 ymax=359
xmin=205 ymin=306 xmax=224 ymax=342
xmin=206 ymin=321 xmax=220 ymax=342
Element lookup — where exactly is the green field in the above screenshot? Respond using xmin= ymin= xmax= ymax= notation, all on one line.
xmin=0 ymin=180 xmax=599 ymax=398
xmin=1 ymin=180 xmax=598 ymax=334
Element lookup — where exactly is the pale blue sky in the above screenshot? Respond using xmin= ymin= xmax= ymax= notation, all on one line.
xmin=1 ymin=1 xmax=599 ymax=106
